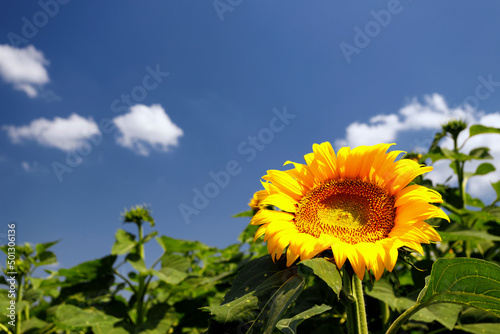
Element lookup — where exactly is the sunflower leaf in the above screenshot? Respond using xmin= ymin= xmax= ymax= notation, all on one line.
xmin=275 ymin=304 xmax=332 ymax=334
xmin=111 ymin=229 xmax=136 ymax=255
xmin=297 ymin=258 xmax=342 ymax=295
xmin=365 ymin=279 xmax=461 ymax=329
xmin=469 ymin=124 xmax=500 ymax=137
xmin=416 ymin=258 xmax=500 ymax=317
xmin=54 ymin=304 xmax=120 ymax=329
xmin=202 ymin=255 xmax=302 ymax=332
xmin=455 ymin=323 xmax=500 ymax=334
xmin=438 ymin=229 xmax=500 ymax=242
xmin=388 ymin=258 xmax=500 ymax=332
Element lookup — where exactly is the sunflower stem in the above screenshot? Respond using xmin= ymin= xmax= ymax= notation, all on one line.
xmin=341 ymin=268 xmax=368 ymax=334
xmin=352 ymin=274 xmax=368 ymax=334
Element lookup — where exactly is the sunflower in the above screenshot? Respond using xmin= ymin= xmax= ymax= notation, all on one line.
xmin=248 ymin=190 xmax=269 ymax=210
xmin=251 ymin=142 xmax=448 ymax=280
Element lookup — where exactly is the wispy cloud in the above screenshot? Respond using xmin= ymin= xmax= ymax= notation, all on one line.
xmin=336 ymin=93 xmax=500 ymax=201
xmin=0 ymin=44 xmax=50 ymax=97
xmin=21 ymin=161 xmax=40 ymax=172
xmin=3 ymin=114 xmax=100 ymax=151
xmin=113 ymin=104 xmax=183 ymax=156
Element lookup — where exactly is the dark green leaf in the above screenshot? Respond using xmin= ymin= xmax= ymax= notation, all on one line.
xmin=35 ymin=250 xmax=57 ymax=267
xmin=469 ymin=147 xmax=493 ymax=160
xmin=298 ymin=258 xmax=342 ymax=295
xmin=365 ymin=279 xmax=461 ymax=329
xmin=260 ymin=274 xmax=305 ymax=334
xmin=411 ymin=303 xmax=462 ymax=330
xmin=35 ymin=240 xmax=59 ymax=255
xmin=474 ymin=162 xmax=496 ymax=176
xmin=203 ymin=256 xmax=297 ymax=324
xmin=417 ymin=258 xmax=500 ymax=317
xmin=276 ymin=304 xmax=332 ymax=334
xmin=469 ymin=124 xmax=500 ymax=137
xmin=456 ymin=323 xmax=500 ymax=334
xmin=365 ymin=279 xmax=414 ymax=312
xmin=55 ymin=304 xmax=120 ymax=328
xmin=58 ymin=255 xmax=116 ymax=283
xmin=111 ymin=229 xmax=136 ymax=255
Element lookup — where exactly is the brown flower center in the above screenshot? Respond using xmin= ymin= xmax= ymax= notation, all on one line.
xmin=294 ymin=179 xmax=396 ymax=244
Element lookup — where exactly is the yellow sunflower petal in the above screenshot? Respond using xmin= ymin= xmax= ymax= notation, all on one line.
xmin=259 ymin=193 xmax=297 ymax=213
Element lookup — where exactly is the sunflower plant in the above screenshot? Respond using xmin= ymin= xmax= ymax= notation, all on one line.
xmin=206 ymin=122 xmax=500 ymax=334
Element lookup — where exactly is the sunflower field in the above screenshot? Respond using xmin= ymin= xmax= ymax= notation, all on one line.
xmin=2 ymin=121 xmax=500 ymax=334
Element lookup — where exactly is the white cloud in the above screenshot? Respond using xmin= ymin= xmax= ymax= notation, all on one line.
xmin=3 ymin=114 xmax=100 ymax=151
xmin=0 ymin=44 xmax=50 ymax=98
xmin=113 ymin=104 xmax=183 ymax=156
xmin=336 ymin=94 xmax=478 ymax=148
xmin=337 ymin=93 xmax=500 ymax=202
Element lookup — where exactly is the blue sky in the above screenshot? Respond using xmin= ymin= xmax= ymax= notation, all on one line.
xmin=1 ymin=1 xmax=500 ymax=270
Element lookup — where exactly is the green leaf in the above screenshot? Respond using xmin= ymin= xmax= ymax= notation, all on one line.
xmin=55 ymin=304 xmax=120 ymax=328
xmin=441 ymin=148 xmax=472 ymax=162
xmin=365 ymin=279 xmax=415 ymax=312
xmin=470 ymin=124 xmax=500 ymax=137
xmin=260 ymin=274 xmax=305 ymax=334
xmin=111 ymin=229 xmax=136 ymax=255
xmin=469 ymin=147 xmax=493 ymax=160
xmin=35 ymin=240 xmax=59 ymax=255
xmin=142 ymin=231 xmax=158 ymax=243
xmin=417 ymin=258 xmax=500 ymax=317
xmin=233 ymin=209 xmax=254 ymax=218
xmin=438 ymin=229 xmax=500 ymax=242
xmin=126 ymin=253 xmax=148 ymax=274
xmin=34 ymin=250 xmax=57 ymax=266
xmin=366 ymin=279 xmax=461 ymax=329
xmin=473 ymin=162 xmax=496 ymax=176
xmin=152 ymin=267 xmax=188 ymax=285
xmin=298 ymin=258 xmax=342 ymax=295
xmin=58 ymin=255 xmax=116 ymax=283
xmin=276 ymin=304 xmax=332 ymax=334
xmin=160 ymin=254 xmax=191 ymax=272
xmin=156 ymin=235 xmax=210 ymax=253
xmin=203 ymin=256 xmax=300 ymax=326
xmin=491 ymin=180 xmax=500 ymax=205
xmin=456 ymin=323 xmax=500 ymax=334
xmin=422 ymin=147 xmax=447 ymax=163
xmin=465 ymin=193 xmax=485 ymax=208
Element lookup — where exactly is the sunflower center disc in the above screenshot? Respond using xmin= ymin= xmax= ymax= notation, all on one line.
xmin=294 ymin=179 xmax=396 ymax=244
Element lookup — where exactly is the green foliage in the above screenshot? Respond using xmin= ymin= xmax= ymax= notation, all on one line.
xmin=2 ymin=121 xmax=500 ymax=333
